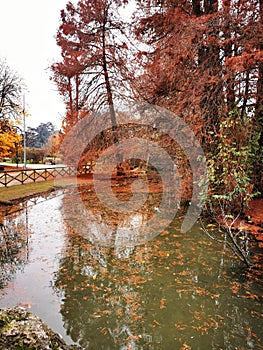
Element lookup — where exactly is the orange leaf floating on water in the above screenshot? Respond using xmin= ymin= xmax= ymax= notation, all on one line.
xmin=100 ymin=327 xmax=108 ymax=335
xmin=116 ymin=308 xmax=123 ymax=317
xmin=153 ymin=319 xmax=161 ymax=326
xmin=174 ymin=322 xmax=187 ymax=331
xmin=180 ymin=342 xmax=192 ymax=350
xmin=160 ymin=297 xmax=166 ymax=309
xmin=193 ymin=311 xmax=203 ymax=321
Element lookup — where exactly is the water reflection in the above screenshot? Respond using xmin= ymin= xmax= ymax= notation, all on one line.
xmin=0 ymin=193 xmax=74 ymax=344
xmin=54 ymin=223 xmax=263 ymax=349
xmin=0 ymin=205 xmax=29 ymax=290
xmin=62 ymin=181 xmax=179 ymax=249
xmin=54 ymin=185 xmax=263 ymax=349
xmin=0 ymin=188 xmax=262 ymax=350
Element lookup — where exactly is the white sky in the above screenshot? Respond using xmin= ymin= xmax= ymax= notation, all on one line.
xmin=0 ymin=0 xmax=71 ymax=129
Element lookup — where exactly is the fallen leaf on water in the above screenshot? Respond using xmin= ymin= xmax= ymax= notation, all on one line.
xmin=180 ymin=342 xmax=192 ymax=350
xmin=174 ymin=322 xmax=187 ymax=331
xmin=153 ymin=319 xmax=161 ymax=326
xmin=100 ymin=327 xmax=108 ymax=335
xmin=160 ymin=297 xmax=166 ymax=309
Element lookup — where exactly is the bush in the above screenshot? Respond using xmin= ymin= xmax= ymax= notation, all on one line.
xmin=206 ymin=108 xmax=260 ymax=214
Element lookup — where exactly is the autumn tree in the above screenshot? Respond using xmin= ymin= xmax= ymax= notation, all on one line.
xmin=51 ymin=0 xmax=129 ymax=132
xmin=133 ymin=0 xmax=262 ymax=129
xmin=45 ymin=133 xmax=60 ymax=159
xmin=0 ymin=59 xmax=25 ymax=160
xmin=255 ymin=0 xmax=263 ymax=191
xmin=0 ymin=59 xmax=24 ymax=132
xmin=0 ymin=131 xmax=22 ymax=159
xmin=132 ymin=0 xmax=263 ymax=200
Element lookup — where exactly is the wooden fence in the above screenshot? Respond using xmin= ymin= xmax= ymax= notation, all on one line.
xmin=0 ymin=166 xmax=79 ymax=187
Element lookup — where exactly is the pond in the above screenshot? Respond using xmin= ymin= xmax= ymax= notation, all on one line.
xmin=0 ymin=184 xmax=262 ymax=350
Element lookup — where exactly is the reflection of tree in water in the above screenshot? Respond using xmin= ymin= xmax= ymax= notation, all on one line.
xmin=0 ymin=192 xmax=57 ymax=291
xmin=0 ymin=208 xmax=29 ymax=290
xmin=54 ymin=236 xmax=151 ymax=349
xmin=57 ymin=184 xmax=161 ymax=348
xmin=62 ymin=180 xmax=178 ymax=249
xmin=55 ymin=188 xmax=263 ymax=349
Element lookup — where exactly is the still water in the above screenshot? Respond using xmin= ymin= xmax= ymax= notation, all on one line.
xmin=0 ymin=186 xmax=262 ymax=349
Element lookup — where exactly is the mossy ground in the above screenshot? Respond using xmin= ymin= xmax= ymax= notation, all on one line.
xmin=0 ymin=307 xmax=81 ymax=349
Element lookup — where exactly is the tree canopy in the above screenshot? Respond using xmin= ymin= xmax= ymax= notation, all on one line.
xmin=52 ymin=0 xmax=263 ymax=208
xmin=0 ymin=59 xmax=24 ymax=131
xmin=0 ymin=59 xmax=24 ymax=159
xmin=26 ymin=122 xmax=56 ymax=149
xmin=131 ymin=0 xmax=263 ymax=203
xmin=51 ymin=0 xmax=130 ymax=132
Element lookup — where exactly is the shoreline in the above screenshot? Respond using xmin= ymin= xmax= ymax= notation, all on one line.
xmin=0 ymin=179 xmax=262 ymax=246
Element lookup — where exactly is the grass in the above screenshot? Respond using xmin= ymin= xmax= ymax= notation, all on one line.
xmin=0 ymin=177 xmax=91 ymax=204
xmin=0 ymin=180 xmax=56 ymax=204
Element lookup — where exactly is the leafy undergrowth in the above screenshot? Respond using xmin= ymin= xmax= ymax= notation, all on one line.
xmin=244 ymin=198 xmax=263 ymax=246
xmin=219 ymin=198 xmax=263 ymax=248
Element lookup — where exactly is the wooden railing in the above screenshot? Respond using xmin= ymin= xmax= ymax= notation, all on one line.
xmin=0 ymin=166 xmax=79 ymax=187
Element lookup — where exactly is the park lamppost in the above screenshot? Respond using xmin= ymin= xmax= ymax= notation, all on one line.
xmin=13 ymin=94 xmax=27 ymax=168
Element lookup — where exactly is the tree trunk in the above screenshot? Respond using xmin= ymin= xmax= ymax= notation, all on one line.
xmin=75 ymin=74 xmax=79 ymax=120
xmin=192 ymin=0 xmax=202 ymax=16
xmin=255 ymin=0 xmax=263 ymax=192
xmin=101 ymin=6 xmax=121 ymax=166
xmin=68 ymin=77 xmax=73 ymax=119
xmin=198 ymin=1 xmax=221 ymax=143
xmin=102 ymin=7 xmax=117 ymax=131
xmin=223 ymin=0 xmax=236 ymax=113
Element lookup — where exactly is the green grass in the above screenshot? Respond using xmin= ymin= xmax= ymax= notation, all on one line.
xmin=0 ymin=180 xmax=56 ymax=203
xmin=0 ymin=177 xmax=91 ymax=204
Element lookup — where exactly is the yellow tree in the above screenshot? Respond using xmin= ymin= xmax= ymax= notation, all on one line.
xmin=0 ymin=131 xmax=22 ymax=159
xmin=0 ymin=58 xmax=25 ymax=162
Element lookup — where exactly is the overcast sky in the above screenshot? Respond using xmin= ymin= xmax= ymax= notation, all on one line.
xmin=0 ymin=0 xmax=72 ymax=129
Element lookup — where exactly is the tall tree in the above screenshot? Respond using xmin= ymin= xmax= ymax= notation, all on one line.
xmin=132 ymin=0 xmax=263 ymax=203
xmin=51 ymin=0 xmax=129 ymax=132
xmin=0 ymin=59 xmax=25 ymax=160
xmin=0 ymin=59 xmax=24 ymax=132
xmin=133 ymin=0 xmax=263 ymax=139
xmin=26 ymin=122 xmax=56 ymax=148
xmin=255 ymin=0 xmax=263 ymax=192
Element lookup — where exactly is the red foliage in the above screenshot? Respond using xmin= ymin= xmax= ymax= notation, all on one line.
xmin=132 ymin=0 xmax=263 ymax=142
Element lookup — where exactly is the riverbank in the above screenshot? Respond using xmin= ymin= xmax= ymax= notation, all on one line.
xmin=0 ymin=180 xmax=56 ymax=205
xmin=241 ymin=198 xmax=263 ymax=247
xmin=0 ymin=176 xmax=94 ymax=205
xmin=205 ymin=198 xmax=263 ymax=248
xmin=0 ymin=307 xmax=81 ymax=349
xmin=0 ymin=178 xmax=262 ymax=246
